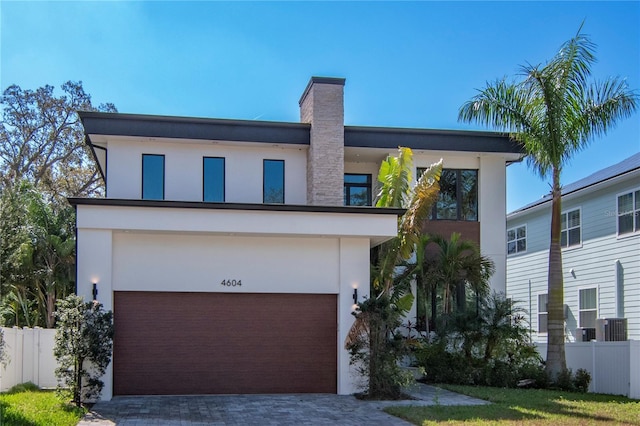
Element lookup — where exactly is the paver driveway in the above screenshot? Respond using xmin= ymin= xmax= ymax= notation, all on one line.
xmin=78 ymin=384 xmax=488 ymax=425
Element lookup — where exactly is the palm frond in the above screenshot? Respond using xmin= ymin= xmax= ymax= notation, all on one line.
xmin=458 ymin=78 xmax=533 ymax=134
xmin=344 ymin=311 xmax=370 ymax=349
xmin=399 ymin=159 xmax=441 ymax=258
xmin=578 ymin=78 xmax=639 ymax=141
xmin=375 ymin=147 xmax=413 ymax=208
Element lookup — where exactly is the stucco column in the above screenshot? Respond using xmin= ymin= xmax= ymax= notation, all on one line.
xmin=479 ymin=155 xmax=507 ymax=294
xmin=76 ymin=225 xmax=114 ymax=401
xmin=337 ymin=238 xmax=370 ymax=395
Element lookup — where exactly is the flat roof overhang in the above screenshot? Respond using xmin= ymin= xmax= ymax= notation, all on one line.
xmin=69 ymin=198 xmax=405 ymax=247
xmin=344 ymin=126 xmax=523 ymax=154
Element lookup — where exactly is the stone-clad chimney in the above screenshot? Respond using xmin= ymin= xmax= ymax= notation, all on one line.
xmin=299 ymin=77 xmax=345 ymax=206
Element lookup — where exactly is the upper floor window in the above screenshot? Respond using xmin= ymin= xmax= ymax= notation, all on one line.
xmin=561 ymin=208 xmax=581 ymax=248
xmin=344 ymin=174 xmax=372 ymax=206
xmin=579 ymin=287 xmax=597 ymax=328
xmin=617 ymin=189 xmax=640 ymax=235
xmin=419 ymin=168 xmax=478 ymax=221
xmin=538 ymin=293 xmax=548 ymax=334
xmin=203 ymin=157 xmax=225 ymax=202
xmin=263 ymin=159 xmax=284 ymax=204
xmin=507 ymin=225 xmax=527 ymax=255
xmin=142 ymin=154 xmax=164 ymax=200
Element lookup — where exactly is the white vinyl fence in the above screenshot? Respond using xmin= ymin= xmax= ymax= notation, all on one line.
xmin=536 ymin=341 xmax=640 ymax=399
xmin=0 ymin=327 xmax=58 ymax=392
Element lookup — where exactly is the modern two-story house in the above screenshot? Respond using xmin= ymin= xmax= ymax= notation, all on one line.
xmin=506 ymin=153 xmax=640 ymax=343
xmin=71 ymin=76 xmax=522 ymax=400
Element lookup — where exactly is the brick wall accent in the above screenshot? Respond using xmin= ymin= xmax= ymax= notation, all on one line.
xmin=299 ymin=77 xmax=345 ymax=206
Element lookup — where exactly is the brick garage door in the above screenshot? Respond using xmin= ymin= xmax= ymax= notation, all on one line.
xmin=113 ymin=292 xmax=337 ymax=395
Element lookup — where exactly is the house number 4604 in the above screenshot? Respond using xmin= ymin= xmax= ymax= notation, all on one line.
xmin=221 ymin=279 xmax=242 ymax=287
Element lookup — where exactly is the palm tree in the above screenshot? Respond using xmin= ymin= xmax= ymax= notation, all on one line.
xmin=458 ymin=26 xmax=638 ymax=378
xmin=412 ymin=232 xmax=494 ymax=331
xmin=345 ymin=147 xmax=442 ymax=398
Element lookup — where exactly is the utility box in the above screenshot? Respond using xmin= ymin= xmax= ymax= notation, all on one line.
xmin=595 ymin=318 xmax=627 ymax=341
xmin=577 ymin=327 xmax=596 ymax=342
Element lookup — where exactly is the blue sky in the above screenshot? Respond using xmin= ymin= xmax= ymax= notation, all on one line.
xmin=2 ymin=1 xmax=638 ymax=212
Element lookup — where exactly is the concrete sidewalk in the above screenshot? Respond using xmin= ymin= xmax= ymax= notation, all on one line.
xmin=78 ymin=383 xmax=488 ymax=425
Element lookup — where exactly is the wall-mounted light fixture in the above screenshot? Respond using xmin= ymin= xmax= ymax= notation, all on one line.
xmin=92 ymin=282 xmax=98 ymax=300
xmin=352 ymin=288 xmax=358 ymax=304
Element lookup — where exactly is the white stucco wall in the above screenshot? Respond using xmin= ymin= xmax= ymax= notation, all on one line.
xmin=479 ymin=155 xmax=508 ymax=294
xmin=75 ymin=204 xmax=398 ymax=400
xmin=112 ymin=233 xmax=340 ymax=294
xmin=105 ymin=139 xmax=308 ymax=204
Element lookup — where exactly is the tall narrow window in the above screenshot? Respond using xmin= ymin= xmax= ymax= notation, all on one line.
xmin=263 ymin=160 xmax=284 ymax=204
xmin=617 ymin=189 xmax=640 ymax=235
xmin=561 ymin=208 xmax=581 ymax=247
xmin=579 ymin=288 xmax=597 ymax=328
xmin=344 ymin=174 xmax=372 ymax=206
xmin=538 ymin=293 xmax=548 ymax=334
xmin=203 ymin=157 xmax=225 ymax=202
xmin=418 ymin=168 xmax=478 ymax=221
xmin=507 ymin=225 xmax=527 ymax=255
xmin=142 ymin=154 xmax=164 ymax=200
xmin=437 ymin=169 xmax=458 ymax=219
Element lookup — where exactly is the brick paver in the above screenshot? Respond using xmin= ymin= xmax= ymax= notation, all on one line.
xmin=78 ymin=384 xmax=488 ymax=425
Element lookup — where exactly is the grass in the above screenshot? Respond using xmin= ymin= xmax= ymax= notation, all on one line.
xmin=0 ymin=382 xmax=86 ymax=426
xmin=385 ymin=384 xmax=640 ymax=425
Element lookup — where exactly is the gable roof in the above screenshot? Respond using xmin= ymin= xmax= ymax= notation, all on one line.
xmin=509 ymin=152 xmax=640 ymax=216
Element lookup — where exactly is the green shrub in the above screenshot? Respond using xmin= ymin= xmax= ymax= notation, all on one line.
xmin=415 ymin=294 xmax=544 ymax=389
xmin=573 ymin=368 xmax=591 ymax=393
xmin=554 ymin=368 xmax=576 ymax=391
xmin=7 ymin=382 xmax=40 ymax=394
xmin=518 ymin=363 xmax=551 ymax=389
xmin=54 ymin=295 xmax=113 ymax=406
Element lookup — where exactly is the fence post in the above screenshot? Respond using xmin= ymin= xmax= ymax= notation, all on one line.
xmin=591 ymin=340 xmax=596 ymax=392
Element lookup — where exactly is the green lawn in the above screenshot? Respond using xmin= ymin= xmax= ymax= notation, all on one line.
xmin=0 ymin=384 xmax=85 ymax=426
xmin=385 ymin=385 xmax=640 ymax=425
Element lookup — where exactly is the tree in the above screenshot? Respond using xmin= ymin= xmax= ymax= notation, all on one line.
xmin=0 ymin=81 xmax=116 ymax=200
xmin=0 ymin=182 xmax=75 ymax=327
xmin=345 ymin=147 xmax=442 ymax=399
xmin=54 ymin=295 xmax=113 ymax=407
xmin=412 ymin=232 xmax=494 ymax=332
xmin=458 ymin=26 xmax=638 ymax=378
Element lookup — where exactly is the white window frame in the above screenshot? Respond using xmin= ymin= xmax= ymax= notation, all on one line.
xmin=537 ymin=292 xmax=548 ymax=335
xmin=616 ymin=188 xmax=640 ymax=237
xmin=578 ymin=286 xmax=598 ymax=328
xmin=561 ymin=207 xmax=582 ymax=249
xmin=507 ymin=224 xmax=527 ymax=256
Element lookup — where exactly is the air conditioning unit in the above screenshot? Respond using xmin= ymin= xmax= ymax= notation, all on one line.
xmin=595 ymin=318 xmax=628 ymax=341
xmin=576 ymin=327 xmax=596 ymax=342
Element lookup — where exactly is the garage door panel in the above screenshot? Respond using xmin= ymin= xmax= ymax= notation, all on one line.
xmin=113 ymin=292 xmax=337 ymax=395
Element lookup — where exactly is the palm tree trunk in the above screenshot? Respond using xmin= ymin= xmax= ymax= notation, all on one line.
xmin=46 ymin=289 xmax=55 ymax=329
xmin=546 ymin=166 xmax=567 ymax=379
xmin=430 ymin=284 xmax=437 ymax=332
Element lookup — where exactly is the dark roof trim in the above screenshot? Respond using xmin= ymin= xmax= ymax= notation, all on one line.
xmin=86 ymin=135 xmax=106 ymax=182
xmin=345 ymin=126 xmax=524 ymax=154
xmin=299 ymin=76 xmax=346 ymax=106
xmin=79 ymin=111 xmax=524 ymax=154
xmin=78 ymin=111 xmax=311 ymax=145
xmin=68 ymin=198 xmax=406 ymax=216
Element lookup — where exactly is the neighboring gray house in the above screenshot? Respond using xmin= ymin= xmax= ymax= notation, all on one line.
xmin=507 ymin=153 xmax=640 ymax=343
